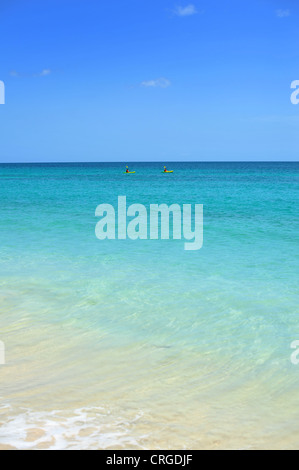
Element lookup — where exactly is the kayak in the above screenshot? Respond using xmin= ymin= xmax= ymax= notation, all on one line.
xmin=124 ymin=171 xmax=136 ymax=174
xmin=162 ymin=170 xmax=173 ymax=173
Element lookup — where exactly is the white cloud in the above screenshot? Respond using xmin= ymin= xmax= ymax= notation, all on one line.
xmin=9 ymin=69 xmax=52 ymax=78
xmin=39 ymin=69 xmax=51 ymax=77
xmin=174 ymin=4 xmax=197 ymax=17
xmin=140 ymin=78 xmax=171 ymax=88
xmin=276 ymin=9 xmax=290 ymax=18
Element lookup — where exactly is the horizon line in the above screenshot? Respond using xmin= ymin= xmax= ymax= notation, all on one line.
xmin=0 ymin=160 xmax=298 ymax=164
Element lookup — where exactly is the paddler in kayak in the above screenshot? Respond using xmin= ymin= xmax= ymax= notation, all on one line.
xmin=125 ymin=166 xmax=136 ymax=174
xmin=163 ymin=166 xmax=167 ymax=172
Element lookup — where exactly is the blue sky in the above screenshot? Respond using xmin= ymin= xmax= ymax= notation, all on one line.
xmin=0 ymin=0 xmax=298 ymax=162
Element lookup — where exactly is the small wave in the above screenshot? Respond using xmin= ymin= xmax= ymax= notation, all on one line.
xmin=0 ymin=406 xmax=146 ymax=450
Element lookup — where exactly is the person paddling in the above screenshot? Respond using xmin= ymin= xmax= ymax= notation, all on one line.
xmin=163 ymin=166 xmax=173 ymax=173
xmin=125 ymin=166 xmax=136 ymax=174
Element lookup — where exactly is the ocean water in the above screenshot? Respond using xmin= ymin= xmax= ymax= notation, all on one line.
xmin=0 ymin=161 xmax=298 ymax=450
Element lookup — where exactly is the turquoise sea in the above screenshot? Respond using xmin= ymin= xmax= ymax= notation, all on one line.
xmin=0 ymin=162 xmax=298 ymax=449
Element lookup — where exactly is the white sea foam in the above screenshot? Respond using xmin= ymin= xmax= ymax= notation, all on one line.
xmin=0 ymin=405 xmax=146 ymax=450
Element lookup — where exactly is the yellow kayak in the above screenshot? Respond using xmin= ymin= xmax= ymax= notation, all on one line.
xmin=162 ymin=170 xmax=173 ymax=173
xmin=124 ymin=171 xmax=136 ymax=174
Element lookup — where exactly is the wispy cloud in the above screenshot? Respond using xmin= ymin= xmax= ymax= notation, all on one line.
xmin=173 ymin=4 xmax=198 ymax=17
xmin=140 ymin=78 xmax=171 ymax=88
xmin=39 ymin=69 xmax=51 ymax=77
xmin=10 ymin=69 xmax=52 ymax=78
xmin=276 ymin=9 xmax=290 ymax=18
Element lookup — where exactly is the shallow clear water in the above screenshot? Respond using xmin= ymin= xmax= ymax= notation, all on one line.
xmin=0 ymin=162 xmax=298 ymax=449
